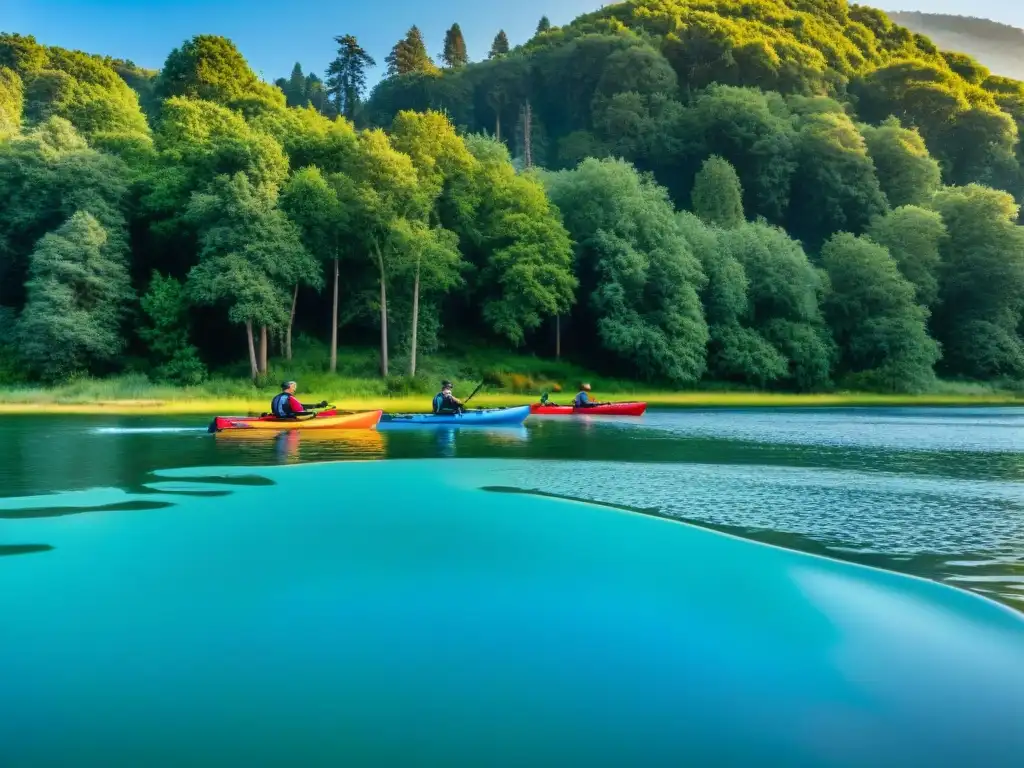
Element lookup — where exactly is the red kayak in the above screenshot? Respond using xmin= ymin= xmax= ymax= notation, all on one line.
xmin=529 ymin=402 xmax=647 ymax=416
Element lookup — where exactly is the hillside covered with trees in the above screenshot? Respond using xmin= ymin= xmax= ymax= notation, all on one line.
xmin=2 ymin=0 xmax=1024 ymax=395
xmin=888 ymin=12 xmax=1024 ymax=81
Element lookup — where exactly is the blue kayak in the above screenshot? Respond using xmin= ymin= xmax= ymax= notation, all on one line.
xmin=379 ymin=406 xmax=530 ymax=428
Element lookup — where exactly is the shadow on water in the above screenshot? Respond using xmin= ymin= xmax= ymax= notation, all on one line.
xmin=0 ymin=499 xmax=174 ymax=520
xmin=0 ymin=544 xmax=53 ymax=557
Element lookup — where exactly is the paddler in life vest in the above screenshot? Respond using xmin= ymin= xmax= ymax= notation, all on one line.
xmin=573 ymin=382 xmax=599 ymax=408
xmin=271 ymin=381 xmax=327 ymax=418
xmin=432 ymin=380 xmax=464 ymax=415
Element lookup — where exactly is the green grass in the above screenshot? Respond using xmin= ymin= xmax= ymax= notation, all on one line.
xmin=0 ymin=340 xmax=1020 ymax=414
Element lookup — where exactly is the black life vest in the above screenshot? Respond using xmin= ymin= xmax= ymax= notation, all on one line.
xmin=271 ymin=392 xmax=295 ymax=418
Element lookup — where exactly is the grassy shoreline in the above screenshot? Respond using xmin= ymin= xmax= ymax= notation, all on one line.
xmin=0 ymin=389 xmax=1019 ymax=416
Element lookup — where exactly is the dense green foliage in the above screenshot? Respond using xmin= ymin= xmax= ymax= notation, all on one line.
xmin=543 ymin=158 xmax=708 ymax=384
xmin=691 ymin=156 xmax=744 ymax=229
xmin=2 ymin=3 xmax=1024 ymax=394
xmin=18 ymin=211 xmax=131 ymax=381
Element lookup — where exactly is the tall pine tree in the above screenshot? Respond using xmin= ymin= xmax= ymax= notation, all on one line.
xmin=441 ymin=23 xmax=469 ymax=69
xmin=536 ymin=17 xmax=552 ymax=35
xmin=386 ymin=26 xmax=438 ymax=77
xmin=304 ymin=72 xmax=331 ymax=116
xmin=285 ymin=62 xmax=306 ymax=107
xmin=325 ymin=35 xmax=376 ymax=120
xmin=488 ymin=30 xmax=510 ymax=59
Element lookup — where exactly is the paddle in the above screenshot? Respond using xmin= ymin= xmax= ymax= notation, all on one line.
xmin=461 ymin=380 xmax=485 ymax=406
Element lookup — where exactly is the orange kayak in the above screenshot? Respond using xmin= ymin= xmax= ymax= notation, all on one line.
xmin=209 ymin=409 xmax=382 ymax=433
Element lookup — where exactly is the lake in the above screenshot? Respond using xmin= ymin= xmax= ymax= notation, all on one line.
xmin=2 ymin=407 xmax=1023 ymax=764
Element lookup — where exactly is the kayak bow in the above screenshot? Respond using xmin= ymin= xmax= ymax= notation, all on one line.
xmin=209 ymin=409 xmax=382 ymax=433
xmin=529 ymin=402 xmax=647 ymax=416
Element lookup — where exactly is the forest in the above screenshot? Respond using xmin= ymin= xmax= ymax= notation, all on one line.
xmin=2 ymin=0 xmax=1024 ymax=396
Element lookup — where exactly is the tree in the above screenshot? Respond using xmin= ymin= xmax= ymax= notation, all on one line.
xmin=386 ymin=27 xmax=438 ymax=78
xmin=283 ymin=62 xmax=307 ymax=107
xmin=489 ymin=31 xmax=510 ymax=60
xmin=140 ymin=97 xmax=289 ymax=278
xmin=680 ymin=211 xmax=832 ymax=390
xmin=304 ymin=72 xmax=331 ymax=116
xmin=536 ymin=17 xmax=552 ymax=36
xmin=691 ymin=155 xmax=744 ymax=228
xmin=930 ymin=185 xmax=1024 ymax=378
xmin=866 ymin=207 xmax=946 ymax=309
xmin=17 ymin=211 xmax=132 ymax=382
xmin=1 ymin=66 xmax=23 ymax=139
xmin=441 ymin=24 xmax=469 ymax=69
xmin=718 ymin=221 xmax=833 ymax=391
xmin=333 ymin=129 xmax=426 ymax=377
xmin=279 ymin=167 xmax=343 ymax=367
xmin=787 ymin=111 xmax=889 ymax=247
xmin=138 ymin=271 xmax=206 ymax=384
xmin=0 ymin=117 xmax=132 ymax=309
xmin=821 ymin=233 xmax=939 ymax=392
xmin=325 ymin=35 xmax=376 ymax=120
xmin=453 ymin=135 xmax=576 ymax=349
xmin=389 ymin=111 xmax=474 ymax=372
xmin=392 ymin=221 xmax=463 ymax=375
xmin=860 ymin=118 xmax=942 ymax=208
xmin=543 ymin=157 xmax=707 ymax=384
xmin=665 ymin=86 xmax=798 ymax=223
xmin=186 ymin=173 xmax=318 ymax=380
xmin=156 ymin=35 xmax=283 ymax=112
xmin=251 ymin=104 xmax=359 ymax=173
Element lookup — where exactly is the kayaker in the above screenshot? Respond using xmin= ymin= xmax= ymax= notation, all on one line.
xmin=432 ymin=380 xmax=464 ymax=415
xmin=271 ymin=381 xmax=327 ymax=418
xmin=573 ymin=383 xmax=599 ymax=408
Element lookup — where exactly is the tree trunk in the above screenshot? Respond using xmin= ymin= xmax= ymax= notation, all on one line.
xmin=330 ymin=257 xmax=339 ymax=373
xmin=523 ymin=100 xmax=533 ymax=169
xmin=410 ymin=260 xmax=420 ymax=378
xmin=555 ymin=314 xmax=561 ymax=360
xmin=259 ymin=325 xmax=268 ymax=375
xmin=286 ymin=284 xmax=298 ymax=361
xmin=375 ymin=244 xmax=389 ymax=378
xmin=495 ymin=112 xmax=501 ymax=142
xmin=245 ymin=320 xmax=258 ymax=382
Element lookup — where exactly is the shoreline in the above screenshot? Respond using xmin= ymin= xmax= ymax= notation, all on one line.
xmin=0 ymin=391 xmax=1019 ymax=416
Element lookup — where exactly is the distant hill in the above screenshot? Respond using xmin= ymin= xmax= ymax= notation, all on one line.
xmin=888 ymin=11 xmax=1024 ymax=80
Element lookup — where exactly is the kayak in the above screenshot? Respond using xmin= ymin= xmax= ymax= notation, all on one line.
xmin=209 ymin=409 xmax=382 ymax=433
xmin=379 ymin=405 xmax=531 ymax=427
xmin=529 ymin=401 xmax=647 ymax=416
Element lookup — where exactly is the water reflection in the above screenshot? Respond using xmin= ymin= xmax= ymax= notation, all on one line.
xmin=213 ymin=428 xmax=386 ymax=463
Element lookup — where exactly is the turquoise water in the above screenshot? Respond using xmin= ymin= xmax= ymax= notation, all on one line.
xmin=2 ymin=408 xmax=1024 ymax=763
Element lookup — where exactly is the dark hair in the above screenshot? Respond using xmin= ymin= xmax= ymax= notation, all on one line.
xmin=281 ymin=380 xmax=296 ymax=390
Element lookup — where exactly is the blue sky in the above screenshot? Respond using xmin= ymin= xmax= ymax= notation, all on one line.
xmin=4 ymin=0 xmax=601 ymax=83
xmin=4 ymin=1 xmax=1021 ymax=85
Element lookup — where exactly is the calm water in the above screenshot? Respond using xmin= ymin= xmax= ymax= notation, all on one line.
xmin=2 ymin=408 xmax=1023 ymax=764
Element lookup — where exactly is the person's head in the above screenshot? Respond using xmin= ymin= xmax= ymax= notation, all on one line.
xmin=441 ymin=379 xmax=453 ymax=394
xmin=580 ymin=382 xmax=591 ymax=392
xmin=281 ymin=380 xmax=297 ymax=394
